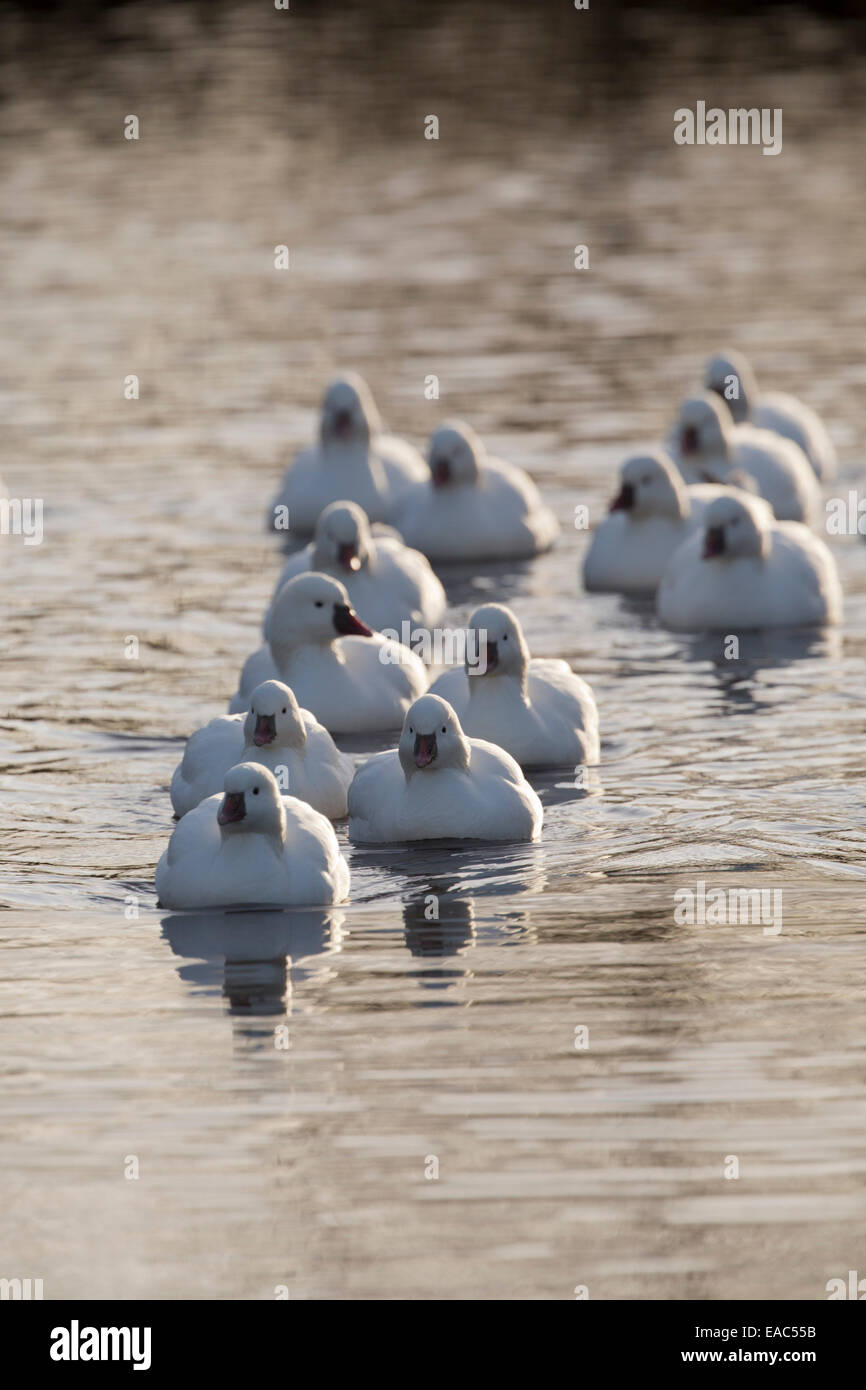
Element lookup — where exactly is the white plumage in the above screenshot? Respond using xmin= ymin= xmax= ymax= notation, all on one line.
xmin=156 ymin=763 xmax=351 ymax=909
xmin=393 ymin=421 xmax=559 ymax=561
xmin=669 ymin=392 xmax=821 ymax=526
xmin=348 ymin=694 xmax=543 ymax=843
xmin=657 ymin=491 xmax=842 ymax=631
xmin=266 ymin=499 xmax=446 ymax=637
xmin=170 ymin=680 xmax=355 ymax=819
xmin=704 ymin=349 xmax=837 ymax=481
xmin=583 ymin=449 xmax=748 ymax=595
xmin=268 ymin=373 xmax=427 ymax=534
xmin=229 ymin=572 xmax=428 ymax=730
xmin=429 ymin=603 xmax=598 ymax=768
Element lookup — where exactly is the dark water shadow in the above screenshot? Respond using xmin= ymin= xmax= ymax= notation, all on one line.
xmin=160 ymin=906 xmax=343 ymax=1018
xmin=433 ymin=556 xmax=539 ymax=609
xmin=347 ymin=836 xmax=547 ymax=901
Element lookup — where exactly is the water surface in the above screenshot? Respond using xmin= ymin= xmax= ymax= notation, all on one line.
xmin=2 ymin=3 xmax=865 ymax=1299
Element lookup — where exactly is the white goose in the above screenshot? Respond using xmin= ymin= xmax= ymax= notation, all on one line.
xmin=348 ymin=694 xmax=543 ymax=843
xmin=583 ymin=449 xmax=748 ymax=595
xmin=669 ymin=392 xmax=821 ymax=526
xmin=170 ymin=680 xmax=355 ymax=819
xmin=704 ymin=349 xmax=837 ymax=482
xmin=156 ymin=763 xmax=351 ymax=909
xmin=430 ymin=603 xmax=599 ymax=768
xmin=229 ymin=573 xmax=428 ymax=731
xmin=393 ymin=421 xmax=559 ymax=561
xmin=268 ymin=373 xmax=427 ymax=534
xmin=657 ymin=491 xmax=842 ymax=630
xmin=266 ymin=499 xmax=446 ymax=637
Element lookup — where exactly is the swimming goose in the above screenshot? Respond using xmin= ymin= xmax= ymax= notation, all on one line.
xmin=156 ymin=762 xmax=351 ymax=909
xmin=657 ymin=491 xmax=842 ymax=630
xmin=348 ymin=695 xmax=543 ymax=843
xmin=430 ymin=602 xmax=599 ymax=767
xmin=171 ymin=680 xmax=355 ymax=819
xmin=393 ymin=421 xmax=559 ymax=561
xmin=267 ymin=373 xmax=427 ymax=534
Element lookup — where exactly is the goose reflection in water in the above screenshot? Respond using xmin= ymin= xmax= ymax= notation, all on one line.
xmin=160 ymin=907 xmax=344 ymax=1022
xmin=680 ymin=626 xmax=843 ymax=717
xmin=403 ymin=886 xmax=476 ymax=958
xmin=401 ymin=880 xmax=540 ymax=1002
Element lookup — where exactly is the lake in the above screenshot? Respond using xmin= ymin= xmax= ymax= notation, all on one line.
xmin=1 ymin=1 xmax=865 ymax=1299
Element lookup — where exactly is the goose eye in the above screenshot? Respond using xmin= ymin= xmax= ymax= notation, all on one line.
xmin=409 ymin=726 xmax=413 ymax=734
xmin=282 ymin=707 xmax=287 ymax=713
xmin=441 ymin=725 xmax=446 ymax=734
xmin=503 ymin=634 xmax=508 ymax=641
xmin=314 ymin=600 xmax=324 ymax=607
xmin=253 ymin=787 xmax=260 ymax=795
xmin=642 ymin=475 xmax=652 ymax=485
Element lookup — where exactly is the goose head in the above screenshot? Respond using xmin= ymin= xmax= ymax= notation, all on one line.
xmin=675 ymin=392 xmax=734 ymax=471
xmin=701 ymin=493 xmax=771 ymax=563
xmin=319 ymin=372 xmax=381 ymax=449
xmin=610 ymin=449 xmax=689 ymax=522
xmin=243 ymin=680 xmax=307 ymax=753
xmin=427 ymin=421 xmax=484 ymax=489
xmin=704 ymin=349 xmax=756 ymax=426
xmin=398 ymin=695 xmax=471 ymax=779
xmin=217 ymin=762 xmax=287 ymax=843
xmin=464 ymin=601 xmax=530 ymax=694
xmin=311 ymin=500 xmax=372 ymax=575
xmin=266 ymin=572 xmax=373 ymax=666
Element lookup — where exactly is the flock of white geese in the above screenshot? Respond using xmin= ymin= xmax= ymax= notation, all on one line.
xmin=155 ymin=352 xmax=842 ymax=910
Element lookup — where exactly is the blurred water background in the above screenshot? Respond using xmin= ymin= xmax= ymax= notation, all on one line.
xmin=2 ymin=0 xmax=866 ymax=1299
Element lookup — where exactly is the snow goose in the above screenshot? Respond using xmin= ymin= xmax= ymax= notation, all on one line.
xmin=430 ymin=603 xmax=599 ymax=767
xmin=393 ymin=421 xmax=559 ymax=561
xmin=156 ymin=762 xmax=351 ymax=909
xmin=704 ymin=349 xmax=836 ymax=481
xmin=266 ymin=499 xmax=446 ymax=637
xmin=657 ymin=491 xmax=842 ymax=630
xmin=348 ymin=694 xmax=543 ymax=843
xmin=267 ymin=373 xmax=427 ymax=534
xmin=229 ymin=573 xmax=427 ymax=730
xmin=171 ymin=680 xmax=355 ymax=819
xmin=670 ymin=392 xmax=821 ymax=525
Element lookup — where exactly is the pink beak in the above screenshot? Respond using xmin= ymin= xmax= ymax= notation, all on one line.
xmin=218 ymin=791 xmax=246 ymax=825
xmin=338 ymin=542 xmax=362 ymax=572
xmin=413 ymin=732 xmax=437 ymax=767
xmin=253 ymin=713 xmax=276 ymax=747
xmin=333 ymin=603 xmax=373 ymax=637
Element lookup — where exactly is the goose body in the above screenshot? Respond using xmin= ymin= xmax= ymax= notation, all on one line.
xmin=393 ymin=421 xmax=558 ymax=561
xmin=657 ymin=492 xmax=842 ymax=630
xmin=171 ymin=681 xmax=354 ymax=819
xmin=267 ymin=500 xmax=446 ymax=636
xmin=429 ymin=603 xmax=598 ymax=767
xmin=156 ymin=763 xmax=351 ymax=909
xmin=268 ymin=374 xmax=426 ymax=534
xmin=583 ymin=449 xmax=746 ymax=595
xmin=348 ymin=695 xmax=543 ymax=843
xmin=670 ymin=393 xmax=821 ymax=526
xmin=229 ymin=573 xmax=427 ymax=730
xmin=705 ymin=350 xmax=837 ymax=481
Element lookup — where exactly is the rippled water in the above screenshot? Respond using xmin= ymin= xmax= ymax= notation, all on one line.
xmin=2 ymin=3 xmax=866 ymax=1299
